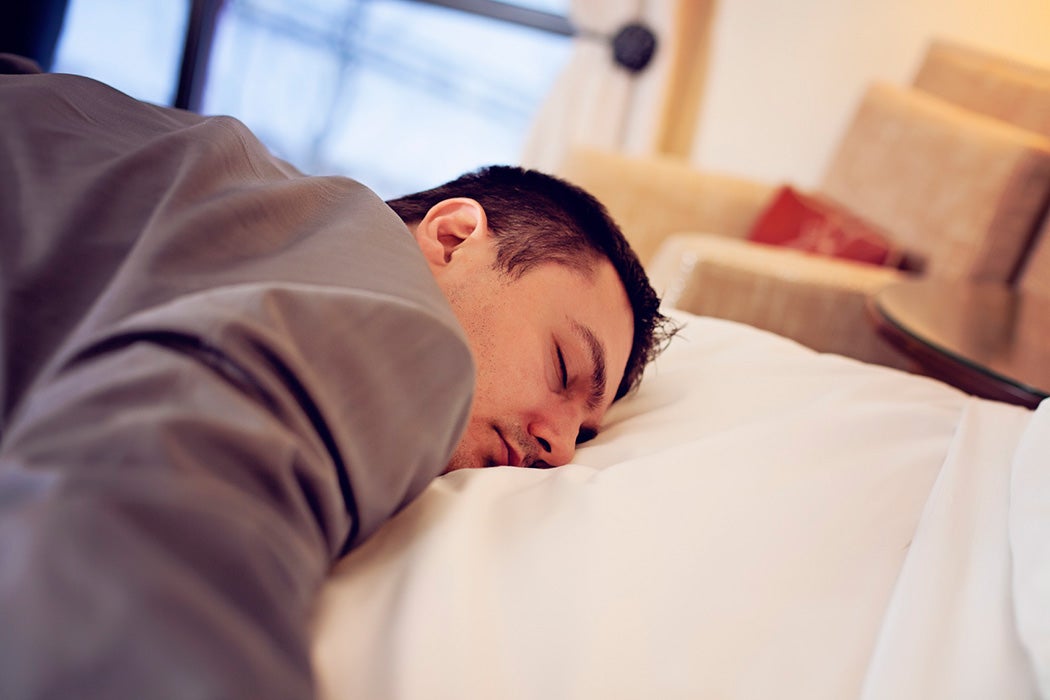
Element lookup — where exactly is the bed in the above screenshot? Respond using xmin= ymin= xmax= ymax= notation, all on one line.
xmin=311 ymin=309 xmax=1049 ymax=699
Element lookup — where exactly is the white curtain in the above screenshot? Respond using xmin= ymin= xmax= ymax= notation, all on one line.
xmin=521 ymin=0 xmax=714 ymax=173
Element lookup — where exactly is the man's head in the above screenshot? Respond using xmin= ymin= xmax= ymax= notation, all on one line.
xmin=387 ymin=165 xmax=672 ymax=471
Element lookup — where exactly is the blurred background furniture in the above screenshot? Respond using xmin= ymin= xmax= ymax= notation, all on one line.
xmin=914 ymin=38 xmax=1050 ymax=140
xmin=1017 ymin=209 xmax=1050 ymax=297
xmin=868 ymin=279 xmax=1049 ymax=407
xmin=556 ymin=39 xmax=1050 ymax=372
xmin=868 ymin=175 xmax=1050 ymax=406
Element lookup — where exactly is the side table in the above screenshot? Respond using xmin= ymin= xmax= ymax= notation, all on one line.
xmin=868 ymin=280 xmax=1049 ymax=409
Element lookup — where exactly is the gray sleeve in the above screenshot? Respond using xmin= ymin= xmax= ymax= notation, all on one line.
xmin=0 ymin=68 xmax=474 ymax=698
xmin=0 ymin=285 xmax=473 ymax=699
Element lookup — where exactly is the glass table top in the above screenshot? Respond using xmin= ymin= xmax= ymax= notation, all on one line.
xmin=873 ymin=280 xmax=1050 ymax=400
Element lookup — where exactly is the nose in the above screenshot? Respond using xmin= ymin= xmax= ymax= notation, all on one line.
xmin=528 ymin=404 xmax=582 ymax=467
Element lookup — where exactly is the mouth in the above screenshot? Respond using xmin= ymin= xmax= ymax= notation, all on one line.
xmin=495 ymin=428 xmax=522 ymax=468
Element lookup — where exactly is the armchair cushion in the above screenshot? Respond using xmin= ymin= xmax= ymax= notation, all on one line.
xmin=747 ymin=185 xmax=913 ymax=269
xmin=648 ymin=233 xmax=912 ymax=369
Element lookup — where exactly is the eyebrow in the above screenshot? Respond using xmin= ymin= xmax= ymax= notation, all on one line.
xmin=571 ymin=320 xmax=607 ymax=412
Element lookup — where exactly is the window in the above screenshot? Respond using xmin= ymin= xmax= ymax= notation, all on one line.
xmin=54 ymin=0 xmax=572 ymax=197
xmin=53 ymin=0 xmax=188 ymax=105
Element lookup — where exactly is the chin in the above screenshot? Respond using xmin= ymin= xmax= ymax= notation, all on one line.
xmin=442 ymin=448 xmax=483 ymax=472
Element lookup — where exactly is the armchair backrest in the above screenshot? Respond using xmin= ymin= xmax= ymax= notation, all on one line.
xmin=913 ymin=39 xmax=1050 ymax=140
xmin=818 ymin=82 xmax=1050 ymax=283
xmin=1018 ymin=215 xmax=1050 ymax=297
xmin=912 ymin=39 xmax=1050 ymax=292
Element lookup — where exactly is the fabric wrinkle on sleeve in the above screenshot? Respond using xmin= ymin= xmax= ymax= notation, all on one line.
xmin=0 ymin=280 xmax=473 ymax=699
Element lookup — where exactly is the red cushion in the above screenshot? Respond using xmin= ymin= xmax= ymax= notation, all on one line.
xmin=747 ymin=186 xmax=908 ymax=268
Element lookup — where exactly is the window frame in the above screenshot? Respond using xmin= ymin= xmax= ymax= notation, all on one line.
xmin=175 ymin=0 xmax=571 ymax=111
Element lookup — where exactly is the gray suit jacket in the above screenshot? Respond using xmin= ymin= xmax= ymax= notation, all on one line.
xmin=0 ymin=58 xmax=473 ymax=698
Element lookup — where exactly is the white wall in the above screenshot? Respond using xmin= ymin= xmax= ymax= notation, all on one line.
xmin=691 ymin=0 xmax=1050 ymax=188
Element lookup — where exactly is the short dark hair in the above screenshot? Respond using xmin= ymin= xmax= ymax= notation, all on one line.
xmin=386 ymin=165 xmax=675 ymax=399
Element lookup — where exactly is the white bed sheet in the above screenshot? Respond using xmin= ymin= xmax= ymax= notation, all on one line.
xmin=311 ymin=311 xmax=1044 ymax=699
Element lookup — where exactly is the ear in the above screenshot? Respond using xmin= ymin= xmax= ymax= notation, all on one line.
xmin=412 ymin=198 xmax=488 ymax=269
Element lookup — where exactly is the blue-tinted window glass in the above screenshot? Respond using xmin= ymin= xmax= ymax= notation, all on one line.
xmin=51 ymin=0 xmax=572 ymax=198
xmin=204 ymin=0 xmax=571 ymax=197
xmin=502 ymin=0 xmax=571 ymax=13
xmin=53 ymin=0 xmax=187 ymax=106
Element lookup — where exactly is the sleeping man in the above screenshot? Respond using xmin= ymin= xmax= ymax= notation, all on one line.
xmin=0 ymin=55 xmax=671 ymax=698
xmin=386 ymin=170 xmax=670 ymax=472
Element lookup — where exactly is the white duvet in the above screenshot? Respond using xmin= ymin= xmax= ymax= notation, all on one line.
xmin=311 ymin=311 xmax=1048 ymax=699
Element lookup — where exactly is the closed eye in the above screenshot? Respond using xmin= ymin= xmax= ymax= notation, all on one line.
xmin=556 ymin=345 xmax=568 ymax=389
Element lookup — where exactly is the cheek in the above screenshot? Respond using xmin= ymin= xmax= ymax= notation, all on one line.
xmin=471 ymin=346 xmax=527 ymax=411
xmin=469 ymin=334 xmax=545 ymax=419
xmin=453 ymin=290 xmax=548 ymax=419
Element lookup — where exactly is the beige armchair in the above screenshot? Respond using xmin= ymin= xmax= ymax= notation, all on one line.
xmin=558 ymin=43 xmax=1050 ymax=370
xmin=913 ymin=39 xmax=1050 ymax=140
xmin=1019 ymin=213 xmax=1050 ymax=298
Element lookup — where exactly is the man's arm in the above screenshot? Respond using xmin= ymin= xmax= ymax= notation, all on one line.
xmin=0 ymin=66 xmax=473 ymax=697
xmin=1 ymin=341 xmax=326 ymax=697
xmin=0 ymin=288 xmax=473 ymax=698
